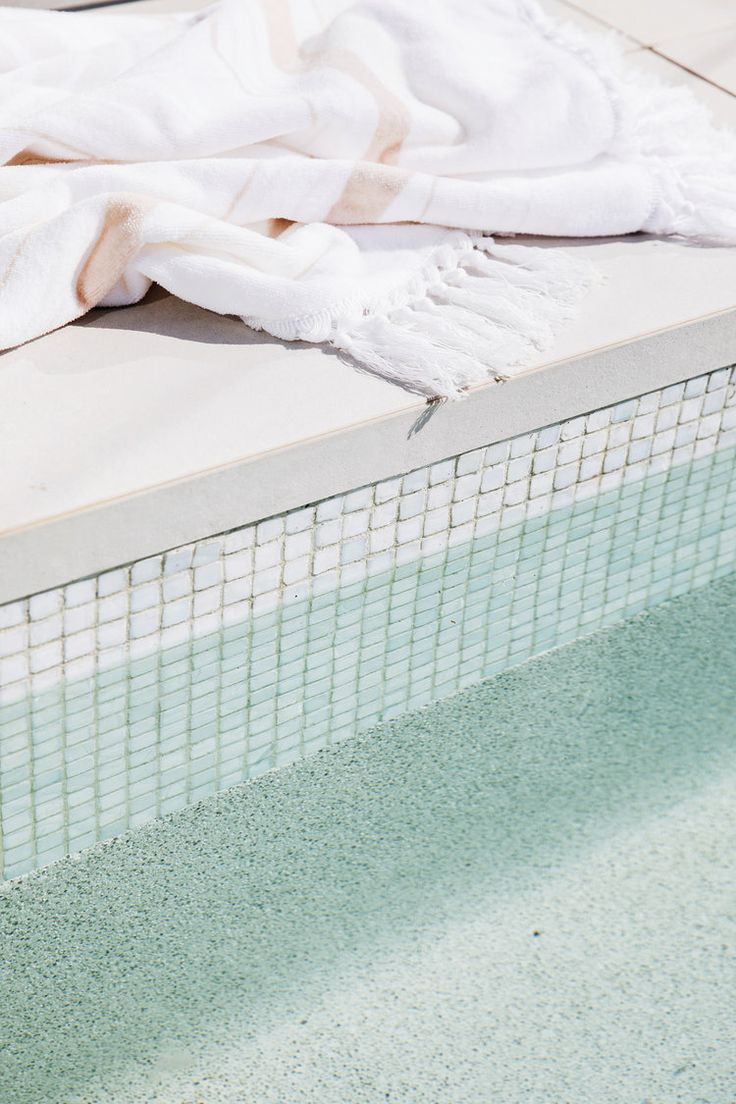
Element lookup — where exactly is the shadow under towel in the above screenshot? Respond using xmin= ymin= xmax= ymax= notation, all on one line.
xmin=0 ymin=0 xmax=734 ymax=398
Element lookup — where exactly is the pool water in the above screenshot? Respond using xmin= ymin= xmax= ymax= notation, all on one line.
xmin=2 ymin=440 xmax=736 ymax=881
xmin=2 ymin=568 xmax=735 ymax=1103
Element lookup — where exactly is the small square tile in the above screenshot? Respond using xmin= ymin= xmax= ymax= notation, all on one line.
xmin=456 ymin=448 xmax=484 ymax=475
xmin=97 ymin=568 xmax=128 ymax=597
xmin=256 ymin=516 xmax=284 ymax=544
xmin=29 ymin=591 xmax=62 ymax=621
xmin=285 ymin=506 xmax=315 ymax=535
xmin=402 ymin=468 xmax=428 ymax=494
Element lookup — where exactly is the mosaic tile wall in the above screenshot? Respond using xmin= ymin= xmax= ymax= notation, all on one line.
xmin=1 ymin=366 xmax=736 ymax=879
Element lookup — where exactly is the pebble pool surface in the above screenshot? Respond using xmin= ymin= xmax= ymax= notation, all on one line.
xmin=1 ymin=571 xmax=735 ymax=1103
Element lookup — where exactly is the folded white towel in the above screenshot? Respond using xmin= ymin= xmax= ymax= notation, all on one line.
xmin=1 ymin=0 xmax=735 ymax=396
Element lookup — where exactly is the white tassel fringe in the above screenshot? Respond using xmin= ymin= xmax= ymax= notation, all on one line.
xmin=330 ymin=237 xmax=595 ymax=400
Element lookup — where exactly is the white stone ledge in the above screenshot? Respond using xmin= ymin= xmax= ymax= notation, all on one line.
xmin=1 ymin=292 xmax=735 ymax=606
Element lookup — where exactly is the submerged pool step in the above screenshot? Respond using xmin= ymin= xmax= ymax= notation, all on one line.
xmin=1 ymin=365 xmax=735 ymax=879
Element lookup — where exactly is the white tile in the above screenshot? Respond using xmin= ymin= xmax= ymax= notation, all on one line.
xmin=554 ymin=463 xmax=579 ymax=490
xmin=655 ymin=406 xmax=679 ymax=433
xmin=97 ymin=619 xmax=127 ymax=648
xmin=451 ymin=499 xmax=475 ymax=528
xmin=680 ymin=397 xmax=705 ymax=423
xmin=314 ymin=546 xmax=339 ymax=575
xmin=316 ymin=496 xmax=343 ymax=523
xmin=285 ymin=530 xmax=313 ymax=560
xmin=253 ymin=541 xmax=280 ymax=574
xmin=603 ymin=446 xmax=627 ymax=472
xmin=583 ymin=428 xmax=608 ymax=457
xmin=456 ymin=448 xmax=484 ymax=475
xmin=224 ymin=577 xmax=252 ymax=604
xmin=400 ymin=490 xmax=427 ymax=519
xmin=627 ymin=438 xmax=652 ymax=465
xmin=30 ymin=641 xmax=62 ymax=674
xmin=586 ymin=409 xmax=611 ymax=432
xmin=557 ymin=438 xmax=583 ymax=465
xmin=162 ymin=574 xmax=191 ymax=604
xmin=315 ymin=520 xmax=342 ymax=548
xmin=429 ymin=460 xmax=454 ymax=486
xmin=375 ymin=477 xmax=402 ymax=503
xmin=481 ymin=465 xmax=505 ymax=493
xmin=427 ymin=482 xmax=452 ymax=509
xmin=397 ymin=516 xmax=424 ymax=544
xmin=284 ymin=507 xmax=315 ymax=536
xmin=97 ymin=568 xmax=128 ymax=597
xmin=533 ymin=447 xmax=557 ymax=474
xmin=369 ymin=525 xmax=395 ymax=554
xmin=0 ymin=653 xmax=28 ymax=684
xmin=162 ymin=600 xmax=189 ymax=627
xmin=64 ymin=578 xmax=96 ymax=608
xmin=424 ymin=507 xmax=451 ymax=535
xmin=193 ymin=586 xmax=220 ymax=616
xmin=130 ymin=609 xmax=160 ymax=639
xmin=651 ymin=429 xmax=677 ymax=456
xmin=0 ymin=624 xmax=27 ymax=659
xmin=343 ymin=510 xmax=370 ymax=538
xmin=283 ymin=556 xmax=310 ymax=585
xmin=632 ymin=414 xmax=656 ymax=440
xmin=63 ymin=603 xmax=96 ymax=636
xmin=402 ymin=468 xmax=429 ymax=494
xmin=560 ymin=415 xmax=586 ymax=441
xmin=163 ymin=547 xmax=194 ymax=575
xmin=454 ymin=473 xmax=482 ymax=501
xmin=256 ymin=517 xmax=284 ymax=544
xmin=580 ymin=453 xmax=604 ymax=479
xmin=484 ymin=441 xmax=510 ymax=465
xmin=504 ymin=479 xmax=529 ymax=506
xmin=252 ymin=565 xmax=281 ymax=595
xmin=684 ymin=375 xmax=709 ymax=399
xmin=29 ymin=615 xmax=61 ymax=647
xmin=675 ymin=422 xmax=698 ymax=448
xmin=193 ymin=540 xmax=221 ymax=567
xmin=530 ymin=472 xmax=554 ymax=498
xmin=344 ymin=487 xmax=372 ymax=512
xmin=702 ymin=389 xmax=726 ymax=416
xmin=341 ymin=537 xmax=369 ymax=565
xmin=29 ymin=591 xmax=62 ymax=621
xmin=64 ymin=630 xmax=95 ymax=662
xmin=372 ymin=499 xmax=399 ymax=528
xmin=0 ymin=601 xmax=26 ymax=630
xmin=635 ymin=393 xmax=659 ymax=417
xmin=130 ymin=583 xmax=160 ymax=611
xmin=697 ymin=413 xmax=722 ymax=439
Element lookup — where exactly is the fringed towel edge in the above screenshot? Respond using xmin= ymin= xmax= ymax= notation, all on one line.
xmin=244 ymin=235 xmax=597 ymax=401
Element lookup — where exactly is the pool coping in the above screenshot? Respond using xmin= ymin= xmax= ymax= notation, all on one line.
xmin=2 ymin=304 xmax=735 ymax=606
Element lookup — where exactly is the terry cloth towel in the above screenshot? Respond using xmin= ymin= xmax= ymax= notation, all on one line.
xmin=1 ymin=0 xmax=735 ymax=398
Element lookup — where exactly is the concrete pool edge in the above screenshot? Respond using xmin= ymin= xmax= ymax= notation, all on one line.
xmin=2 ymin=307 xmax=736 ymax=606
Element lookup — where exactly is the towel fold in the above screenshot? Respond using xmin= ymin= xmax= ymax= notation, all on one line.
xmin=1 ymin=0 xmax=735 ymax=396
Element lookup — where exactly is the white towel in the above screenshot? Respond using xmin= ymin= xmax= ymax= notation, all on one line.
xmin=1 ymin=0 xmax=735 ymax=397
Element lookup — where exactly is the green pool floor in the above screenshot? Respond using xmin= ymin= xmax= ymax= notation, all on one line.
xmin=2 ymin=571 xmax=736 ymax=1103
